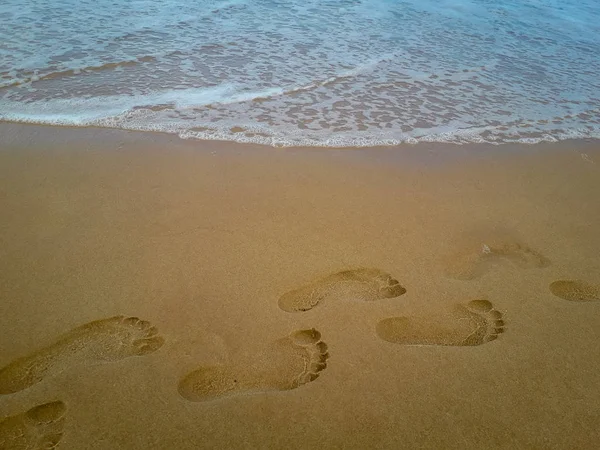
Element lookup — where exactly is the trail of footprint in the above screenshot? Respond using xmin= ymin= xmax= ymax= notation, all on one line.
xmin=278 ymin=268 xmax=406 ymax=312
xmin=178 ymin=329 xmax=329 ymax=402
xmin=0 ymin=316 xmax=164 ymax=395
xmin=376 ymin=300 xmax=505 ymax=346
xmin=445 ymin=237 xmax=550 ymax=280
xmin=0 ymin=401 xmax=66 ymax=449
xmin=549 ymin=280 xmax=600 ymax=302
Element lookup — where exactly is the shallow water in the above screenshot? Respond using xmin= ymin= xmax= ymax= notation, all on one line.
xmin=1 ymin=0 xmax=599 ymax=146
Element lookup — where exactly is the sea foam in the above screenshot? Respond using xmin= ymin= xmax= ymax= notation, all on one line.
xmin=1 ymin=0 xmax=599 ymax=147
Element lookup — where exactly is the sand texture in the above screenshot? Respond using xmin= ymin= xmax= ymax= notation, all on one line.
xmin=1 ymin=123 xmax=600 ymax=449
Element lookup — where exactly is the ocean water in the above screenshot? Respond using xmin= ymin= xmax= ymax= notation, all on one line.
xmin=1 ymin=0 xmax=599 ymax=147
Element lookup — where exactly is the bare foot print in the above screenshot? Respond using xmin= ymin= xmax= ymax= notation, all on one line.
xmin=0 ymin=316 xmax=164 ymax=395
xmin=178 ymin=329 xmax=329 ymax=402
xmin=376 ymin=300 xmax=505 ymax=346
xmin=445 ymin=234 xmax=550 ymax=280
xmin=0 ymin=401 xmax=66 ymax=449
xmin=278 ymin=268 xmax=406 ymax=312
xmin=549 ymin=280 xmax=600 ymax=302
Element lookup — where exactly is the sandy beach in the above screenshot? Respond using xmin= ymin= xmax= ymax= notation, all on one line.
xmin=1 ymin=123 xmax=599 ymax=449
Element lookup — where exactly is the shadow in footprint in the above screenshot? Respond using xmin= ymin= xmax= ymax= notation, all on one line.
xmin=376 ymin=300 xmax=505 ymax=346
xmin=178 ymin=329 xmax=329 ymax=402
xmin=0 ymin=316 xmax=164 ymax=395
xmin=0 ymin=401 xmax=66 ymax=449
xmin=278 ymin=268 xmax=406 ymax=313
xmin=445 ymin=232 xmax=550 ymax=280
xmin=549 ymin=280 xmax=600 ymax=302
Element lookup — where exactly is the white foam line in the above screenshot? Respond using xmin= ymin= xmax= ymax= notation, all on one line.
xmin=2 ymin=109 xmax=599 ymax=147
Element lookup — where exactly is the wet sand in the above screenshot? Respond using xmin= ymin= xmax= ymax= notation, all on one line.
xmin=1 ymin=123 xmax=599 ymax=449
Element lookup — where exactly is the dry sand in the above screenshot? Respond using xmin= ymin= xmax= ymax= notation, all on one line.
xmin=0 ymin=123 xmax=599 ymax=449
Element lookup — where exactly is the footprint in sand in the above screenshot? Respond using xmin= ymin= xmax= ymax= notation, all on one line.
xmin=445 ymin=236 xmax=550 ymax=280
xmin=278 ymin=268 xmax=406 ymax=312
xmin=178 ymin=329 xmax=329 ymax=402
xmin=376 ymin=300 xmax=505 ymax=346
xmin=549 ymin=280 xmax=600 ymax=302
xmin=0 ymin=316 xmax=164 ymax=395
xmin=0 ymin=401 xmax=66 ymax=449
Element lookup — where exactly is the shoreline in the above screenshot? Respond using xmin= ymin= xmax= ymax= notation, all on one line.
xmin=2 ymin=121 xmax=600 ymax=162
xmin=1 ymin=122 xmax=599 ymax=449
xmin=2 ymin=120 xmax=600 ymax=153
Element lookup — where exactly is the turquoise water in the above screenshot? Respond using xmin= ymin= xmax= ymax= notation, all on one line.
xmin=1 ymin=0 xmax=599 ymax=146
